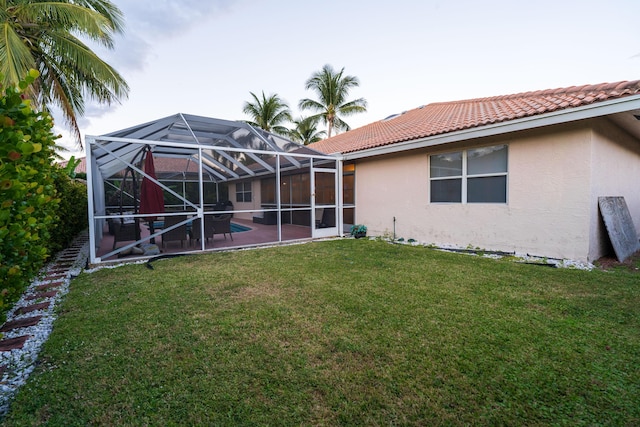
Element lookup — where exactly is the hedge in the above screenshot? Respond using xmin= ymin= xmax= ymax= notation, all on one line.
xmin=0 ymin=70 xmax=86 ymax=321
xmin=48 ymin=173 xmax=88 ymax=255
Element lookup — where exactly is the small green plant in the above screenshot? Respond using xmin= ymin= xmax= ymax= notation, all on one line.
xmin=379 ymin=229 xmax=393 ymax=240
xmin=350 ymin=224 xmax=367 ymax=238
xmin=61 ymin=155 xmax=81 ymax=178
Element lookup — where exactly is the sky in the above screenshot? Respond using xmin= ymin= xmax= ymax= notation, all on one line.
xmin=56 ymin=0 xmax=640 ymax=157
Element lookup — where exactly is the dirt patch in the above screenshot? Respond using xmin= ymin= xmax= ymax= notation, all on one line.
xmin=230 ymin=283 xmax=283 ymax=301
xmin=595 ymin=250 xmax=640 ymax=272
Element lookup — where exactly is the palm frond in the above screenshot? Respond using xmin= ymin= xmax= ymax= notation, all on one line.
xmin=71 ymin=0 xmax=125 ymax=32
xmin=300 ymin=64 xmax=367 ymax=138
xmin=270 ymin=124 xmax=292 ymax=137
xmin=1 ymin=0 xmax=128 ymax=147
xmin=11 ymin=2 xmax=118 ymax=46
xmin=242 ymin=91 xmax=292 ymax=133
xmin=242 ymin=119 xmax=260 ymax=128
xmin=298 ymin=98 xmax=324 ymax=113
xmin=45 ymin=30 xmax=129 ymax=101
xmin=332 ymin=116 xmax=351 ymax=133
xmin=0 ymin=22 xmax=37 ymax=85
xmin=288 ymin=116 xmax=327 ymax=144
xmin=337 ymin=98 xmax=368 ymax=116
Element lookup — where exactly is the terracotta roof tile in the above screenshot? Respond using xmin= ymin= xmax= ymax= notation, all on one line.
xmin=153 ymin=157 xmax=200 ymax=174
xmin=58 ymin=157 xmax=87 ymax=173
xmin=309 ymin=80 xmax=640 ymax=154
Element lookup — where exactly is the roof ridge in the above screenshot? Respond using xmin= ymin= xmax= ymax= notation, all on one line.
xmin=427 ymin=80 xmax=640 ymax=107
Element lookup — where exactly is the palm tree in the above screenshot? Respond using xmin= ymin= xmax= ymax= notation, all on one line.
xmin=1 ymin=0 xmax=129 ymax=146
xmin=298 ymin=64 xmax=367 ymax=138
xmin=242 ymin=91 xmax=292 ymax=135
xmin=288 ymin=116 xmax=326 ymax=145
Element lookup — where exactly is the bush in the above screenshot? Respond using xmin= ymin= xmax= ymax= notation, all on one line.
xmin=48 ymin=173 xmax=88 ymax=255
xmin=0 ymin=70 xmax=61 ymax=319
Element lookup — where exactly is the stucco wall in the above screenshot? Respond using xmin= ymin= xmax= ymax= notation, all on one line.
xmin=588 ymin=119 xmax=640 ymax=260
xmin=354 ymin=123 xmax=599 ymax=260
xmin=231 ymin=180 xmax=261 ymax=221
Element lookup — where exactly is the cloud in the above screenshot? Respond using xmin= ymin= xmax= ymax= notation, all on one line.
xmin=119 ymin=0 xmax=235 ymax=35
xmin=100 ymin=0 xmax=237 ymax=71
xmin=79 ymin=104 xmax=117 ymax=127
xmin=97 ymin=33 xmax=150 ymax=71
xmin=79 ymin=0 xmax=240 ymax=125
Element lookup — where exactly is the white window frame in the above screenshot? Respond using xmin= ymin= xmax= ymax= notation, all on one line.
xmin=235 ymin=181 xmax=252 ymax=203
xmin=430 ymin=145 xmax=508 ymax=204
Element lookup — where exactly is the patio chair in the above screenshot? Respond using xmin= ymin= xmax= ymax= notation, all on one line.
xmin=111 ymin=218 xmax=141 ymax=250
xmin=212 ymin=214 xmax=233 ymax=240
xmin=317 ymin=208 xmax=335 ymax=228
xmin=162 ymin=215 xmax=190 ymax=248
xmin=191 ymin=215 xmax=215 ymax=245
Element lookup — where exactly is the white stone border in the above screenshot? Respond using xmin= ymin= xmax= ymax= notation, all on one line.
xmin=0 ymin=236 xmax=89 ymax=417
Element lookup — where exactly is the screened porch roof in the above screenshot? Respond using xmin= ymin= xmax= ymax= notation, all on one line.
xmin=88 ymin=113 xmax=334 ymax=183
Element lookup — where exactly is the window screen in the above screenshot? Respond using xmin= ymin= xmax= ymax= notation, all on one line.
xmin=430 ymin=145 xmax=507 ymax=203
xmin=235 ymin=182 xmax=252 ymax=203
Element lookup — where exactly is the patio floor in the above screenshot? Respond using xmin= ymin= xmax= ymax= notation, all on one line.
xmin=95 ymin=218 xmax=315 ymax=263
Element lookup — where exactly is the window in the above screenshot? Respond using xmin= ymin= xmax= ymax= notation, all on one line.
xmin=430 ymin=145 xmax=507 ymax=203
xmin=261 ymin=178 xmax=275 ymax=204
xmin=235 ymin=181 xmax=252 ymax=203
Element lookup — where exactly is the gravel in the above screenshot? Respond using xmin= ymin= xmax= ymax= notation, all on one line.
xmin=0 ymin=236 xmax=89 ymax=417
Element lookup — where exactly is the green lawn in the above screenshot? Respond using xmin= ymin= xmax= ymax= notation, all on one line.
xmin=3 ymin=239 xmax=639 ymax=426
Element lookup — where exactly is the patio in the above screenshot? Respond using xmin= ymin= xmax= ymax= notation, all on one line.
xmin=96 ymin=217 xmax=314 ymax=262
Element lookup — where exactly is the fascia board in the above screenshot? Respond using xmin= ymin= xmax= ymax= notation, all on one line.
xmin=343 ymin=95 xmax=640 ymax=160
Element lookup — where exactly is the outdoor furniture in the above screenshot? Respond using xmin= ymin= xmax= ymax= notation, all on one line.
xmin=111 ymin=219 xmax=141 ymax=249
xmin=191 ymin=215 xmax=215 ymax=245
xmin=212 ymin=200 xmax=233 ymax=217
xmin=317 ymin=208 xmax=335 ymax=228
xmin=110 ymin=218 xmax=141 ymax=250
xmin=162 ymin=215 xmax=189 ymax=248
xmin=212 ymin=214 xmax=233 ymax=240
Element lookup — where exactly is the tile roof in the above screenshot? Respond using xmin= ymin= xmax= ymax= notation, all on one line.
xmin=58 ymin=156 xmax=199 ymax=176
xmin=309 ymin=80 xmax=640 ymax=155
xmin=153 ymin=157 xmax=200 ymax=174
xmin=58 ymin=157 xmax=87 ymax=173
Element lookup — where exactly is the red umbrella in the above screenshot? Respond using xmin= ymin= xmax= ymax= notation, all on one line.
xmin=139 ymin=148 xmax=165 ymax=222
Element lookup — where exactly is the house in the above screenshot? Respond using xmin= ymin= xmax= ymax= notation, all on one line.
xmin=309 ymin=81 xmax=640 ymax=262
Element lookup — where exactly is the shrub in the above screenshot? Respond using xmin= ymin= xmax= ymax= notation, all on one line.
xmin=48 ymin=173 xmax=88 ymax=255
xmin=350 ymin=224 xmax=367 ymax=238
xmin=0 ymin=70 xmax=61 ymax=319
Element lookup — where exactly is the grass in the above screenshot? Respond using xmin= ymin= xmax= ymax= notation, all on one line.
xmin=3 ymin=239 xmax=639 ymax=426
